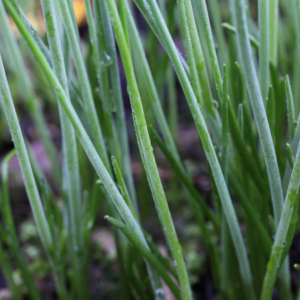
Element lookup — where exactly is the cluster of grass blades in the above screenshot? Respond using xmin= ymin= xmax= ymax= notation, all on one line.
xmin=0 ymin=0 xmax=300 ymax=299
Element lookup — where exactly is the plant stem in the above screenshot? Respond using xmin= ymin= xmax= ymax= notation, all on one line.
xmin=269 ymin=0 xmax=279 ymax=64
xmin=57 ymin=0 xmax=111 ymax=174
xmin=231 ymin=0 xmax=283 ymax=228
xmin=260 ymin=128 xmax=300 ymax=300
xmin=177 ymin=0 xmax=216 ymax=118
xmin=132 ymin=0 xmax=255 ymax=297
xmin=40 ymin=0 xmax=84 ymax=298
xmin=106 ymin=1 xmax=192 ymax=298
xmin=259 ymin=0 xmax=270 ymax=101
xmin=285 ymin=75 xmax=296 ymax=139
xmin=97 ymin=0 xmax=138 ymax=211
xmin=197 ymin=0 xmax=222 ymax=101
xmin=0 ymin=55 xmax=53 ymax=258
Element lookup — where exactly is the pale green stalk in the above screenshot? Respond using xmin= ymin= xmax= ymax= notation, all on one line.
xmin=259 ymin=0 xmax=270 ymax=101
xmin=221 ymin=65 xmax=229 ymax=181
xmin=269 ymin=0 xmax=279 ymax=64
xmin=167 ymin=65 xmax=177 ymax=139
xmin=57 ymin=0 xmax=111 ymax=174
xmin=177 ymin=0 xmax=216 ymax=118
xmin=285 ymin=75 xmax=296 ymax=139
xmin=0 ymin=55 xmax=53 ymax=255
xmin=177 ymin=0 xmax=204 ymax=117
xmin=132 ymin=0 xmax=255 ymax=297
xmin=125 ymin=1 xmax=179 ymax=160
xmin=94 ymin=0 xmax=120 ymax=171
xmin=208 ymin=0 xmax=228 ymax=62
xmin=237 ymin=104 xmax=244 ymax=135
xmin=196 ymin=0 xmax=223 ymax=101
xmin=220 ymin=64 xmax=230 ymax=295
xmin=39 ymin=0 xmax=84 ymax=298
xmin=83 ymin=0 xmax=97 ymax=62
xmin=260 ymin=129 xmax=300 ymax=300
xmin=283 ymin=0 xmax=300 ymax=196
xmin=66 ymin=0 xmax=79 ymax=41
xmin=98 ymin=0 xmax=137 ymax=210
xmin=106 ymin=1 xmax=191 ymax=298
xmin=293 ymin=0 xmax=300 ymax=116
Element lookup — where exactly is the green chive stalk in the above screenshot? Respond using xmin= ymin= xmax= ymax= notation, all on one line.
xmin=0 ymin=54 xmax=52 ymax=260
xmin=258 ymin=0 xmax=270 ymax=101
xmin=132 ymin=0 xmax=255 ymax=297
xmin=221 ymin=65 xmax=229 ymax=180
xmin=105 ymin=1 xmax=192 ymax=298
xmin=208 ymin=0 xmax=228 ymax=63
xmin=260 ymin=128 xmax=300 ymax=300
xmin=125 ymin=1 xmax=179 ymax=160
xmin=285 ymin=75 xmax=296 ymax=139
xmin=98 ymin=0 xmax=138 ymax=209
xmin=39 ymin=0 xmax=85 ymax=298
xmin=197 ymin=0 xmax=223 ymax=101
xmin=269 ymin=0 xmax=279 ymax=64
xmin=177 ymin=0 xmax=216 ymax=119
xmin=56 ymin=0 xmax=111 ymax=173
